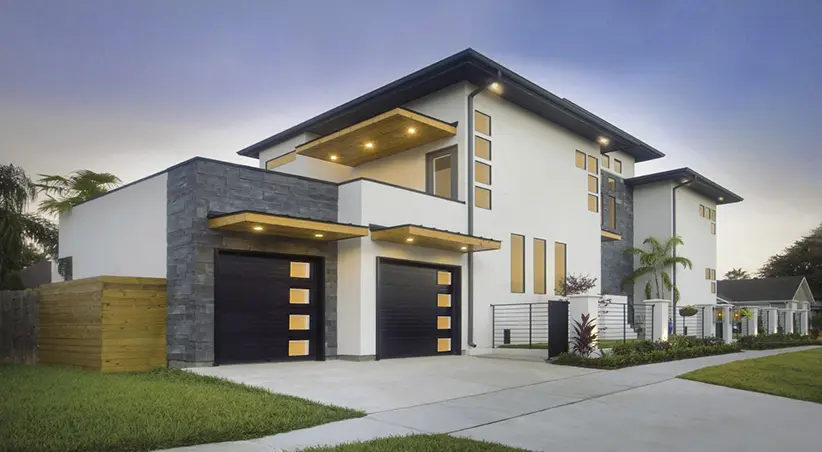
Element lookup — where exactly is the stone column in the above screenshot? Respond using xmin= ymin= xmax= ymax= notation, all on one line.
xmin=719 ymin=305 xmax=733 ymax=343
xmin=780 ymin=309 xmax=794 ymax=334
xmin=568 ymin=294 xmax=599 ymax=351
xmin=743 ymin=307 xmax=759 ymax=337
xmin=644 ymin=299 xmax=670 ymax=342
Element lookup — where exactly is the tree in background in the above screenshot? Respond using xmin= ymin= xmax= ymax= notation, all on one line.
xmin=724 ymin=268 xmax=751 ymax=280
xmin=0 ymin=164 xmax=57 ymax=289
xmin=37 ymin=170 xmax=121 ymax=214
xmin=759 ymin=223 xmax=822 ymax=301
xmin=623 ymin=236 xmax=693 ymax=332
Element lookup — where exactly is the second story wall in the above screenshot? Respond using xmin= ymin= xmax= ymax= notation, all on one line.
xmin=675 ymin=187 xmax=718 ymax=306
xmin=632 ymin=181 xmax=674 ymax=301
xmin=601 ymin=150 xmax=635 ymax=179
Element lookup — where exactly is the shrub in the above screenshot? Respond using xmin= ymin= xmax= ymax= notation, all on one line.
xmin=571 ymin=313 xmax=597 ymax=357
xmin=737 ymin=333 xmax=821 ymax=350
xmin=554 ymin=343 xmax=741 ymax=369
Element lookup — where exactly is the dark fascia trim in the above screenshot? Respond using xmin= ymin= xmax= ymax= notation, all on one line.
xmin=70 ymin=156 xmax=338 ymax=209
xmin=368 ymin=223 xmax=500 ymax=244
xmin=625 ymin=167 xmax=743 ymax=204
xmin=207 ymin=209 xmax=367 ymax=229
xmin=338 ymin=177 xmax=466 ymax=205
xmin=237 ymin=48 xmax=664 ymax=162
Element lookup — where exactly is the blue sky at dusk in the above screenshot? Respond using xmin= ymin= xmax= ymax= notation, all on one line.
xmin=2 ymin=0 xmax=821 ymax=274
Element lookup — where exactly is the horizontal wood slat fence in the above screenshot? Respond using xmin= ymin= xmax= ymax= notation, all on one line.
xmin=0 ymin=290 xmax=39 ymax=364
xmin=37 ymin=276 xmax=167 ymax=372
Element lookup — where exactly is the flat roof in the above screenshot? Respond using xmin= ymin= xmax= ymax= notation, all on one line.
xmin=237 ymin=48 xmax=665 ymax=163
xmin=626 ymin=168 xmax=743 ymax=204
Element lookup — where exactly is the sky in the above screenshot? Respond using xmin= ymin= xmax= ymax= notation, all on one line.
xmin=2 ymin=0 xmax=821 ymax=276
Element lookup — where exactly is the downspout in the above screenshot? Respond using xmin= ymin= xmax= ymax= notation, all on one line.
xmin=671 ymin=177 xmax=695 ymax=334
xmin=466 ymin=74 xmax=500 ymax=348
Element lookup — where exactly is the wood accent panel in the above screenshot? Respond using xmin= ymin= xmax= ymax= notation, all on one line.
xmin=437 ymin=316 xmax=451 ymax=330
xmin=289 ymin=314 xmax=310 ymax=330
xmin=295 ymin=108 xmax=457 ymax=166
xmin=600 ymin=230 xmax=622 ymax=241
xmin=209 ymin=212 xmax=369 ymax=241
xmin=474 ymin=111 xmax=491 ymax=135
xmin=289 ymin=340 xmax=309 ymax=356
xmin=289 ymin=288 xmax=310 ymax=304
xmin=265 ymin=151 xmax=296 ymax=170
xmin=437 ymin=294 xmax=452 ymax=307
xmin=511 ymin=234 xmax=525 ymax=293
xmin=475 ymin=136 xmax=491 ymax=160
xmin=475 ymin=161 xmax=491 ymax=185
xmin=290 ymin=262 xmax=311 ymax=278
xmin=371 ymin=225 xmax=502 ymax=253
xmin=437 ymin=338 xmax=452 ymax=352
xmin=38 ymin=276 xmax=167 ymax=372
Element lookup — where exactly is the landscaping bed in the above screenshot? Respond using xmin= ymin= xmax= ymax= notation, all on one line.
xmin=680 ymin=347 xmax=822 ymax=403
xmin=0 ymin=365 xmax=364 ymax=452
xmin=737 ymin=333 xmax=821 ymax=350
xmin=301 ymin=435 xmax=530 ymax=451
xmin=554 ymin=336 xmax=741 ymax=369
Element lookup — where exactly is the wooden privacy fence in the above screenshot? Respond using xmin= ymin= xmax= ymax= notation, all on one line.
xmin=38 ymin=276 xmax=167 ymax=372
xmin=0 ymin=290 xmax=39 ymax=364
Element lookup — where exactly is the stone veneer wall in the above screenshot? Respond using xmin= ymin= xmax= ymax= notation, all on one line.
xmin=166 ymin=158 xmax=339 ymax=367
xmin=601 ymin=173 xmax=634 ymax=300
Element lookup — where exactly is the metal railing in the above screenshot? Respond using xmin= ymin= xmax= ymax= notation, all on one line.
xmin=597 ymin=302 xmax=636 ymax=344
xmin=491 ymin=302 xmax=549 ymax=349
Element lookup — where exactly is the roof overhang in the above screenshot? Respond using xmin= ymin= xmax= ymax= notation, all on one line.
xmin=238 ymin=49 xmax=664 ymax=163
xmin=370 ymin=224 xmax=501 ymax=253
xmin=295 ymin=108 xmax=456 ymax=166
xmin=601 ymin=230 xmax=622 ymax=242
xmin=626 ymin=168 xmax=743 ymax=205
xmin=208 ymin=211 xmax=369 ymax=241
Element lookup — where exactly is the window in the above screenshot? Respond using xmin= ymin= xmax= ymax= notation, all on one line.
xmin=554 ymin=242 xmax=566 ymax=295
xmin=475 ymin=161 xmax=491 ymax=185
xmin=426 ymin=147 xmax=457 ymax=200
xmin=699 ymin=205 xmax=705 ymax=217
xmin=588 ymin=194 xmax=599 ymax=213
xmin=587 ymin=175 xmax=599 ymax=193
xmin=587 ymin=155 xmax=598 ymax=174
xmin=608 ymin=177 xmax=616 ymax=191
xmin=475 ymin=186 xmax=491 ymax=209
xmin=602 ymin=154 xmax=610 ymax=169
xmin=475 ymin=136 xmax=491 ymax=160
xmin=614 ymin=159 xmax=623 ymax=174
xmin=607 ymin=196 xmax=616 ymax=229
xmin=266 ymin=152 xmax=296 ymax=170
xmin=575 ymin=150 xmax=586 ymax=169
xmin=511 ymin=234 xmax=525 ymax=293
xmin=711 ymin=223 xmax=716 ymax=235
xmin=711 ymin=269 xmax=716 ymax=280
xmin=290 ymin=262 xmax=310 ymax=278
xmin=475 ymin=111 xmax=491 ymax=135
xmin=711 ymin=282 xmax=716 ymax=294
xmin=705 ymin=268 xmax=711 ymax=280
xmin=534 ymin=238 xmax=546 ymax=294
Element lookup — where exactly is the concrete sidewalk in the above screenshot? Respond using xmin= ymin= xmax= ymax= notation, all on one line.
xmin=159 ymin=347 xmax=821 ymax=452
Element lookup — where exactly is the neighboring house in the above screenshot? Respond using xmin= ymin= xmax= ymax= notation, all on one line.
xmin=626 ymin=168 xmax=743 ymax=334
xmin=53 ymin=48 xmax=742 ymax=367
xmin=718 ymin=276 xmax=817 ymax=312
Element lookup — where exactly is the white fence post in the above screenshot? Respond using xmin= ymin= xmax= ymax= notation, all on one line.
xmin=719 ymin=305 xmax=733 ymax=343
xmin=644 ymin=299 xmax=670 ymax=342
xmin=568 ymin=294 xmax=599 ymax=351
xmin=743 ymin=307 xmax=759 ymax=336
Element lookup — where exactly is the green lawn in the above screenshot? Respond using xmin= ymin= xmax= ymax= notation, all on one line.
xmin=0 ymin=364 xmax=364 ymax=452
xmin=680 ymin=347 xmax=822 ymax=403
xmin=301 ymin=435 xmax=531 ymax=451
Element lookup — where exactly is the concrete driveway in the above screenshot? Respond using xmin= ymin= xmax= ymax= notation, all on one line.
xmin=171 ymin=347 xmax=822 ymax=452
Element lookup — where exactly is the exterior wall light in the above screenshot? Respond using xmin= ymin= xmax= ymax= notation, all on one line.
xmin=314 ymin=233 xmax=324 ymax=238
xmin=365 ymin=142 xmax=374 ymax=149
xmin=407 ymin=127 xmax=416 ymax=134
xmin=598 ymin=137 xmax=610 ymax=146
xmin=252 ymin=226 xmax=264 ymax=231
xmin=406 ymin=237 xmax=414 ymax=242
xmin=330 ymin=155 xmax=338 ymax=161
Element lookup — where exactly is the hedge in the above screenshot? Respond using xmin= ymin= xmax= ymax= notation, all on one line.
xmin=553 ymin=343 xmax=742 ymax=369
xmin=737 ymin=334 xmax=821 ymax=350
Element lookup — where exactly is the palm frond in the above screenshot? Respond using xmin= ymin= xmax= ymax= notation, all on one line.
xmin=663 ymin=256 xmax=693 ymax=270
xmin=663 ymin=235 xmax=685 ymax=255
xmin=621 ymin=266 xmax=654 ymax=290
xmin=644 ymin=281 xmax=652 ymax=299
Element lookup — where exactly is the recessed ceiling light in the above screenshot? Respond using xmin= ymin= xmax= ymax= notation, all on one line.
xmin=460 ymin=246 xmax=468 ymax=251
xmin=406 ymin=237 xmax=414 ymax=242
xmin=490 ymin=82 xmax=500 ymax=90
xmin=314 ymin=233 xmax=324 ymax=238
xmin=330 ymin=155 xmax=338 ymax=161
xmin=718 ymin=196 xmax=724 ymax=201
xmin=598 ymin=137 xmax=610 ymax=146
xmin=252 ymin=226 xmax=264 ymax=231
xmin=407 ymin=127 xmax=416 ymax=134
xmin=365 ymin=142 xmax=374 ymax=149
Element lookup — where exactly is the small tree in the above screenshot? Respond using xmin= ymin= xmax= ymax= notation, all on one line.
xmin=724 ymin=268 xmax=751 ymax=280
xmin=556 ymin=274 xmax=597 ymax=297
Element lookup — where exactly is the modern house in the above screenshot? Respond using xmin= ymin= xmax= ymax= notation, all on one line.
xmin=52 ymin=49 xmax=742 ymax=367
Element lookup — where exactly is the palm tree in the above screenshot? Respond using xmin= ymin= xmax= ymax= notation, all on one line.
xmin=0 ymin=164 xmax=57 ymax=289
xmin=724 ymin=268 xmax=751 ymax=280
xmin=623 ymin=236 xmax=693 ymax=332
xmin=37 ymin=170 xmax=121 ymax=214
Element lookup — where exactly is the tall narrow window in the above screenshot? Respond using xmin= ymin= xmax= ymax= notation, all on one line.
xmin=614 ymin=159 xmax=623 ymax=174
xmin=587 ymin=175 xmax=599 ymax=193
xmin=699 ymin=205 xmax=705 ymax=217
xmin=426 ymin=147 xmax=457 ymax=200
xmin=511 ymin=234 xmax=525 ymax=293
xmin=475 ymin=186 xmax=491 ymax=209
xmin=475 ymin=161 xmax=491 ymax=185
xmin=554 ymin=242 xmax=567 ymax=295
xmin=587 ymin=155 xmax=598 ymax=174
xmin=711 ymin=282 xmax=716 ymax=294
xmin=608 ymin=177 xmax=616 ymax=191
xmin=534 ymin=238 xmax=546 ymax=295
xmin=607 ymin=196 xmax=616 ymax=229
xmin=575 ymin=150 xmax=586 ymax=169
xmin=588 ymin=194 xmax=599 ymax=213
xmin=711 ymin=223 xmax=716 ymax=235
xmin=705 ymin=268 xmax=711 ymax=280
xmin=475 ymin=111 xmax=491 ymax=135
xmin=602 ymin=154 xmax=610 ymax=169
xmin=475 ymin=136 xmax=491 ymax=160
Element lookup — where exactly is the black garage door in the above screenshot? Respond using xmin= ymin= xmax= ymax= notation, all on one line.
xmin=215 ymin=251 xmax=322 ymax=365
xmin=376 ymin=258 xmax=460 ymax=359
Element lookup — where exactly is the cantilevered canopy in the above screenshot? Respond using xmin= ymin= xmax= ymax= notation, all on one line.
xmin=601 ymin=230 xmax=622 ymax=242
xmin=295 ymin=108 xmax=456 ymax=166
xmin=208 ymin=211 xmax=369 ymax=241
xmin=371 ymin=224 xmax=501 ymax=253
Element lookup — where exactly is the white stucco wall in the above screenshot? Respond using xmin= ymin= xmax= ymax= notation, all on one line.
xmin=632 ymin=182 xmax=674 ymax=302
xmin=601 ymin=150 xmax=635 ymax=179
xmin=53 ymin=173 xmax=168 ymax=281
xmin=675 ymin=187 xmax=717 ymax=308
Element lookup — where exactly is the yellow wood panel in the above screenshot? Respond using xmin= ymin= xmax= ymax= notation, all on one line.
xmin=265 ymin=151 xmax=297 ymax=170
xmin=437 ymin=271 xmax=451 ymax=286
xmin=437 ymin=294 xmax=451 ymax=307
xmin=39 ymin=325 xmax=101 ymax=340
xmin=290 ymin=288 xmax=310 ymax=304
xmin=288 ymin=340 xmax=309 ymax=357
xmin=289 ymin=314 xmax=310 ymax=330
xmin=209 ymin=213 xmax=368 ymax=241
xmin=437 ymin=338 xmax=451 ymax=352
xmin=371 ymin=225 xmax=501 ymax=253
xmin=296 ymin=108 xmax=457 ymax=166
xmin=600 ymin=230 xmax=622 ymax=241
xmin=437 ymin=316 xmax=451 ymax=330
